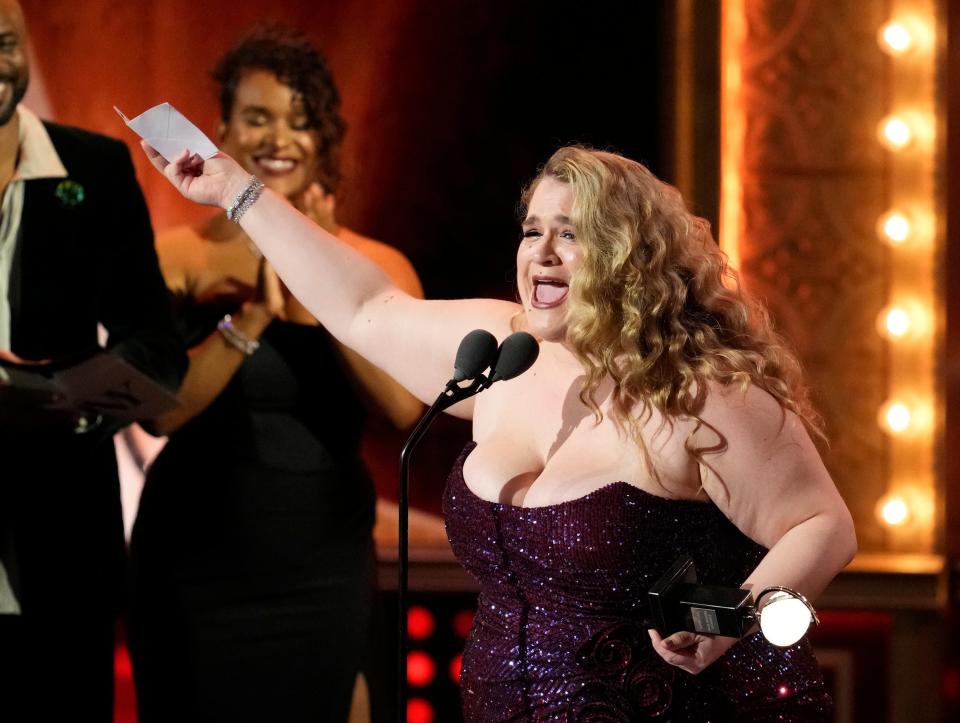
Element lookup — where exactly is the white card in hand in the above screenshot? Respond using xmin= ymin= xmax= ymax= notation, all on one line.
xmin=114 ymin=102 xmax=219 ymax=161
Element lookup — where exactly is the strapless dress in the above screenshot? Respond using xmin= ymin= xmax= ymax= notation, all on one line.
xmin=442 ymin=442 xmax=832 ymax=722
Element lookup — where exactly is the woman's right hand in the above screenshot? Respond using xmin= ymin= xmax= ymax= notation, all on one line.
xmin=229 ymin=257 xmax=287 ymax=340
xmin=141 ymin=143 xmax=251 ymax=210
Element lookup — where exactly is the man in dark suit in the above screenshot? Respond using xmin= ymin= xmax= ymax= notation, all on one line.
xmin=0 ymin=1 xmax=186 ymax=719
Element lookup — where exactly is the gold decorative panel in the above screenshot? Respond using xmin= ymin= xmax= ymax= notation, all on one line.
xmin=723 ymin=0 xmax=896 ymax=551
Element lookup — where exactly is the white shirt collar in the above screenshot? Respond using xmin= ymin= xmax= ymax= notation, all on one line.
xmin=13 ymin=105 xmax=68 ymax=181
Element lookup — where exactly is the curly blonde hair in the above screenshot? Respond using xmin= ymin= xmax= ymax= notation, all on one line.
xmin=520 ymin=146 xmax=821 ymax=470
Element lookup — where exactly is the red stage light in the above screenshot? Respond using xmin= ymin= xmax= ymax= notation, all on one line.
xmin=407 ymin=605 xmax=435 ymax=640
xmin=407 ymin=697 xmax=434 ymax=723
xmin=453 ymin=609 xmax=474 ymax=638
xmin=449 ymin=653 xmax=463 ymax=684
xmin=407 ymin=651 xmax=436 ymax=687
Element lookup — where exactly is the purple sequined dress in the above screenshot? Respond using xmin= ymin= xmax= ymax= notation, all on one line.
xmin=443 ymin=442 xmax=832 ymax=722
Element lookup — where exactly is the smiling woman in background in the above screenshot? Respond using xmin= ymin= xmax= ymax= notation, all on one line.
xmin=128 ymin=25 xmax=422 ymax=723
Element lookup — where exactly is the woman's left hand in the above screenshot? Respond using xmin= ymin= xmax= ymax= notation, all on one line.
xmin=141 ymin=143 xmax=249 ymax=210
xmin=648 ymin=628 xmax=737 ymax=675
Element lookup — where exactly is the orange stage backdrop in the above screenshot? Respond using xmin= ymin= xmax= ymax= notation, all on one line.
xmin=24 ymin=0 xmax=418 ymax=236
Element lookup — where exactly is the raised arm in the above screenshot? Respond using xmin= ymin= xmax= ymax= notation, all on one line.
xmin=142 ymin=145 xmax=517 ymax=411
xmin=331 ymin=237 xmax=425 ymax=429
xmin=650 ymin=382 xmax=856 ymax=673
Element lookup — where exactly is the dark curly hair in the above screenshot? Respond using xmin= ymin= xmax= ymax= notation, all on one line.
xmin=213 ymin=24 xmax=347 ymax=194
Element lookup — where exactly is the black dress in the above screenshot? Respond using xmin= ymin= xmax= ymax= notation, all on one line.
xmin=444 ymin=442 xmax=833 ymax=722
xmin=129 ymin=298 xmax=378 ymax=723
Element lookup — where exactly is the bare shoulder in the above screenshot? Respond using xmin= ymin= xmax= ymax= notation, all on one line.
xmin=694 ymin=379 xmax=810 ymax=452
xmin=340 ymin=228 xmax=405 ymax=262
xmin=338 ymin=227 xmax=423 ymax=296
xmin=156 ymin=223 xmax=205 ymax=256
xmin=701 ymin=379 xmax=797 ymax=428
xmin=155 ymin=222 xmax=210 ymax=294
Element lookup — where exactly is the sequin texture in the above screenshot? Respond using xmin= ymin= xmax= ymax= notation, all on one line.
xmin=442 ymin=442 xmax=832 ymax=722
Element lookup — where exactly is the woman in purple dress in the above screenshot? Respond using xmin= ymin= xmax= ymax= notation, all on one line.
xmin=143 ymin=142 xmax=856 ymax=721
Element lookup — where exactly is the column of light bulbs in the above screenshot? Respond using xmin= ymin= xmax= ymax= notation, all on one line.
xmin=874 ymin=7 xmax=937 ymax=539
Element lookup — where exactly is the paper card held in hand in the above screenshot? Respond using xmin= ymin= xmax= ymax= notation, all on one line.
xmin=0 ymin=352 xmax=179 ymax=427
xmin=115 ymin=102 xmax=219 ymax=161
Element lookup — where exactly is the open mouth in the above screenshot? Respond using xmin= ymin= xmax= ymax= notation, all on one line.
xmin=532 ymin=277 xmax=569 ymax=308
xmin=253 ymin=156 xmax=299 ymax=175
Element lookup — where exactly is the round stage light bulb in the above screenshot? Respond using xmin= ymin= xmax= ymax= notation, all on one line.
xmin=407 ymin=605 xmax=435 ymax=641
xmin=758 ymin=592 xmax=813 ymax=647
xmin=879 ymin=21 xmax=914 ymax=55
xmin=878 ymin=116 xmax=913 ymax=150
xmin=877 ymin=210 xmax=912 ymax=245
xmin=407 ymin=698 xmax=435 ymax=723
xmin=882 ymin=401 xmax=911 ymax=433
xmin=880 ymin=495 xmax=910 ymax=526
xmin=883 ymin=307 xmax=911 ymax=338
xmin=407 ymin=651 xmax=436 ymax=687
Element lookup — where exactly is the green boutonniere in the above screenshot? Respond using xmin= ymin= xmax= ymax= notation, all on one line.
xmin=54 ymin=179 xmax=85 ymax=207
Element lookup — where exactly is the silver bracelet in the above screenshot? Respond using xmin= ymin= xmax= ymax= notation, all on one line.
xmin=226 ymin=175 xmax=265 ymax=223
xmin=217 ymin=314 xmax=260 ymax=356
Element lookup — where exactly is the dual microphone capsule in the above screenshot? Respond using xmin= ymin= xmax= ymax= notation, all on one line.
xmin=447 ymin=328 xmax=540 ymax=396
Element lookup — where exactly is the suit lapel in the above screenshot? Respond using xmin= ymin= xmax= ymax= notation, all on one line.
xmin=10 ymin=177 xmax=79 ymax=356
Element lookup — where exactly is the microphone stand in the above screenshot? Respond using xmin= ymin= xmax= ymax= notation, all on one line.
xmin=397 ymin=373 xmax=489 ymax=723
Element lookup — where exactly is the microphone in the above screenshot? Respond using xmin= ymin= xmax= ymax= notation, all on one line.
xmin=451 ymin=329 xmax=499 ymax=384
xmin=397 ymin=328 xmax=538 ymax=722
xmin=488 ymin=331 xmax=539 ymax=384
